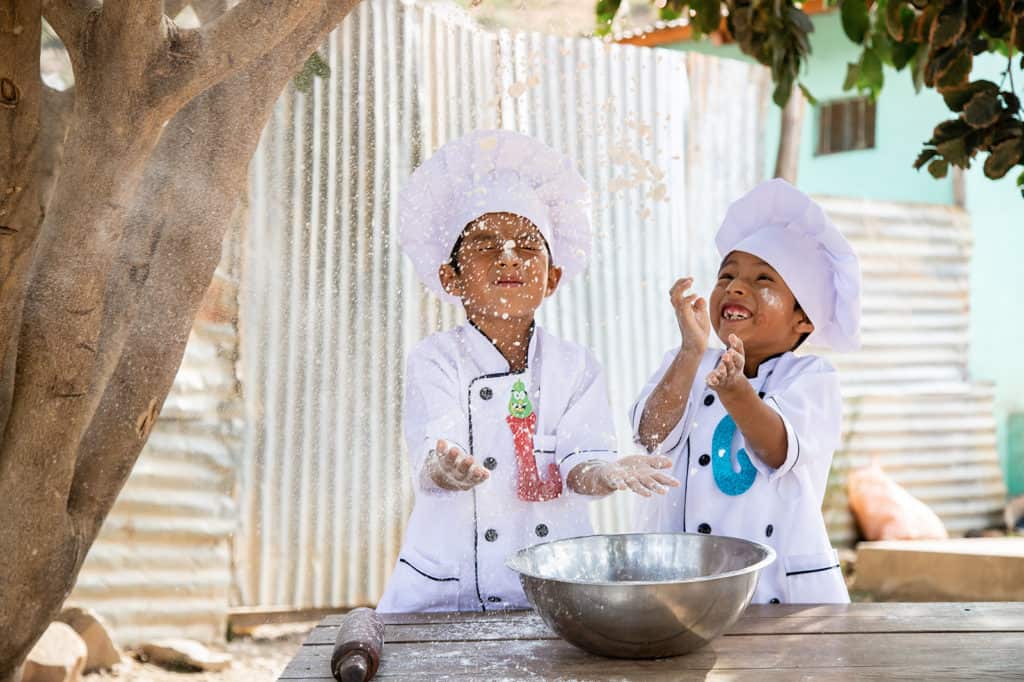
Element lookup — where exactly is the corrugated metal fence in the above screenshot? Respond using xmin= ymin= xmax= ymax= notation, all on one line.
xmin=819 ymin=197 xmax=1005 ymax=544
xmin=235 ymin=0 xmax=767 ymax=609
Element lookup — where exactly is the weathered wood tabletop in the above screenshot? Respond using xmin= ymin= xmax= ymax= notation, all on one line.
xmin=281 ymin=603 xmax=1024 ymax=680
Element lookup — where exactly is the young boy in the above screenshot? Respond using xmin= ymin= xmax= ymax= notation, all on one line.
xmin=632 ymin=179 xmax=861 ymax=604
xmin=377 ymin=130 xmax=678 ymax=613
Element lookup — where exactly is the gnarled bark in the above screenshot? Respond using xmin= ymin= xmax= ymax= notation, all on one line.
xmin=0 ymin=0 xmax=363 ymax=675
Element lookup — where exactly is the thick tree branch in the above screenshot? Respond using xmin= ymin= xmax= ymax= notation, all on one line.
xmin=99 ymin=0 xmax=165 ymax=47
xmin=163 ymin=0 xmax=191 ymax=17
xmin=41 ymin=0 xmax=98 ymax=65
xmin=152 ymin=0 xmax=328 ymax=110
xmin=0 ymin=0 xmax=43 ymax=443
xmin=189 ymin=0 xmax=227 ymax=23
xmin=39 ymin=85 xmax=74 ymax=210
xmin=0 ymin=0 xmax=331 ymax=517
xmin=0 ymin=85 xmax=73 ymax=437
xmin=69 ymin=0 xmax=360 ymax=540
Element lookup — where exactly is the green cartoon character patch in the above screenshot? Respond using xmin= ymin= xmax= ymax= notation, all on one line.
xmin=508 ymin=380 xmax=533 ymax=419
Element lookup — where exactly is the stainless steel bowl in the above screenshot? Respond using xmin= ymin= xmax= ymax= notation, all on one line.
xmin=505 ymin=532 xmax=775 ymax=659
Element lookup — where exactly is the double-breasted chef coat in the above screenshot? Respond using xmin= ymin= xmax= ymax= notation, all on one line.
xmin=632 ymin=348 xmax=849 ymax=604
xmin=377 ymin=322 xmax=617 ymax=613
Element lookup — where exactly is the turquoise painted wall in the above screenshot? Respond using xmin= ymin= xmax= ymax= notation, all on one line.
xmin=667 ymin=14 xmax=1024 ymax=497
xmin=965 ymin=55 xmax=1024 ymax=498
xmin=666 ymin=13 xmax=955 ymax=203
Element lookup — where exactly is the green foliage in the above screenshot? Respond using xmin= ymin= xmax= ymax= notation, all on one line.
xmin=595 ymin=0 xmax=623 ymax=36
xmin=608 ymin=0 xmax=1024 ymax=196
xmin=294 ymin=51 xmax=331 ymax=94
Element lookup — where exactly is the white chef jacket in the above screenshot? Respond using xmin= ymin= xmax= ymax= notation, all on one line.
xmin=631 ymin=348 xmax=849 ymax=604
xmin=377 ymin=322 xmax=617 ymax=613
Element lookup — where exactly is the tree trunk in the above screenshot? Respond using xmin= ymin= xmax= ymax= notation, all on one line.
xmin=0 ymin=0 xmax=41 ymax=437
xmin=1 ymin=665 xmax=23 ymax=682
xmin=0 ymin=0 xmax=361 ymax=671
xmin=774 ymin=83 xmax=805 ymax=183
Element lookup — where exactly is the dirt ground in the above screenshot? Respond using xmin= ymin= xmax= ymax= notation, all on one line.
xmin=86 ymin=622 xmax=317 ymax=682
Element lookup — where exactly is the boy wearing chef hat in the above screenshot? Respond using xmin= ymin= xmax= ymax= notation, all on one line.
xmin=632 ymin=178 xmax=860 ymax=604
xmin=377 ymin=130 xmax=678 ymax=614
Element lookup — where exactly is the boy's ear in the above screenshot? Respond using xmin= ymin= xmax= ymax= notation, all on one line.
xmin=438 ymin=263 xmax=462 ymax=297
xmin=544 ymin=265 xmax=563 ymax=298
xmin=794 ymin=308 xmax=814 ymax=336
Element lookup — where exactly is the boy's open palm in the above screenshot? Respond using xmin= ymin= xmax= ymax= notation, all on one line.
xmin=595 ymin=455 xmax=680 ymax=497
xmin=670 ymin=277 xmax=710 ymax=356
xmin=707 ymin=334 xmax=747 ymax=392
xmin=429 ymin=439 xmax=490 ymax=491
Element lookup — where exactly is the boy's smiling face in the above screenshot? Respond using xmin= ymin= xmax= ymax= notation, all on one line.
xmin=438 ymin=212 xmax=561 ymax=320
xmin=710 ymin=250 xmax=814 ymax=361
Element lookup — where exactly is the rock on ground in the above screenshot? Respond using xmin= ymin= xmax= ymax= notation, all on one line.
xmin=136 ymin=640 xmax=231 ymax=672
xmin=58 ymin=607 xmax=122 ymax=673
xmin=23 ymin=622 xmax=88 ymax=682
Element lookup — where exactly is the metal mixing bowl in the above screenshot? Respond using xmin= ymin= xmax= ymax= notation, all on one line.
xmin=505 ymin=532 xmax=775 ymax=659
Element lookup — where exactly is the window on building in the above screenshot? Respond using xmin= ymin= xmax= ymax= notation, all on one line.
xmin=816 ymin=97 xmax=876 ymax=155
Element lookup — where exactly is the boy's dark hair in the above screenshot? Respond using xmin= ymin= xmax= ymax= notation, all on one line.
xmin=447 ymin=221 xmax=553 ymax=275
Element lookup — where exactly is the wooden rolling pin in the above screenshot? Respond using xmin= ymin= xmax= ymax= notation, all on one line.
xmin=331 ymin=607 xmax=385 ymax=682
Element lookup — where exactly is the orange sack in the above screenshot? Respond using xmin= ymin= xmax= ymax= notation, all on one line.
xmin=847 ymin=462 xmax=948 ymax=541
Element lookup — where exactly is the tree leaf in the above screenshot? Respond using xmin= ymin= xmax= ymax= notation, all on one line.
xmin=873 ymin=25 xmax=895 ymax=65
xmin=787 ymin=6 xmax=814 ymax=35
xmin=773 ymin=72 xmax=796 ymax=108
xmin=936 ymin=49 xmax=973 ymax=88
xmin=308 ymin=51 xmax=330 ymax=78
xmin=930 ymin=0 xmax=967 ymax=49
xmin=983 ymin=139 xmax=1023 ymax=179
xmin=693 ymin=0 xmax=723 ymax=35
xmin=1003 ymin=91 xmax=1022 ymax=115
xmin=932 ymin=118 xmax=971 ymax=143
xmin=936 ymin=135 xmax=968 ymax=167
xmin=892 ymin=42 xmax=918 ymax=70
xmin=595 ymin=0 xmax=622 ymax=35
xmin=844 ymin=62 xmax=862 ymax=90
xmin=914 ymin=148 xmax=938 ymax=170
xmin=963 ymin=90 xmax=1003 ymax=128
xmin=841 ymin=0 xmax=870 ymax=44
xmin=1018 ymin=170 xmax=1024 ymax=187
xmin=798 ymin=82 xmax=819 ymax=106
xmin=911 ymin=44 xmax=928 ymax=92
xmin=928 ymin=158 xmax=949 ymax=178
xmin=990 ymin=118 xmax=1024 ymax=145
xmin=885 ymin=0 xmax=912 ymax=41
xmin=942 ymin=80 xmax=999 ymax=112
xmin=861 ymin=47 xmax=884 ymax=95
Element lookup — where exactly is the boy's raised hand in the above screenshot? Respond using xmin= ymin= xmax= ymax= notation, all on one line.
xmin=427 ymin=439 xmax=490 ymax=491
xmin=707 ymin=333 xmax=746 ymax=392
xmin=670 ymin=277 xmax=710 ymax=357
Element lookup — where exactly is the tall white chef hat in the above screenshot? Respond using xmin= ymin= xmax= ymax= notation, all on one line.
xmin=399 ymin=129 xmax=592 ymax=303
xmin=715 ymin=179 xmax=862 ymax=352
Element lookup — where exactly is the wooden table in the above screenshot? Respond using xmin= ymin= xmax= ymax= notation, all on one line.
xmin=282 ymin=603 xmax=1024 ymax=679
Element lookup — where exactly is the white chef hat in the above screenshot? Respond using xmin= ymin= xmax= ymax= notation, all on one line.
xmin=715 ymin=179 xmax=862 ymax=352
xmin=399 ymin=129 xmax=592 ymax=303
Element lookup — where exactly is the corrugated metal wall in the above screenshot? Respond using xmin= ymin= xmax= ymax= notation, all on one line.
xmin=817 ymin=197 xmax=1005 ymax=544
xmin=70 ymin=227 xmax=243 ymax=644
xmin=235 ymin=0 xmax=768 ymax=609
